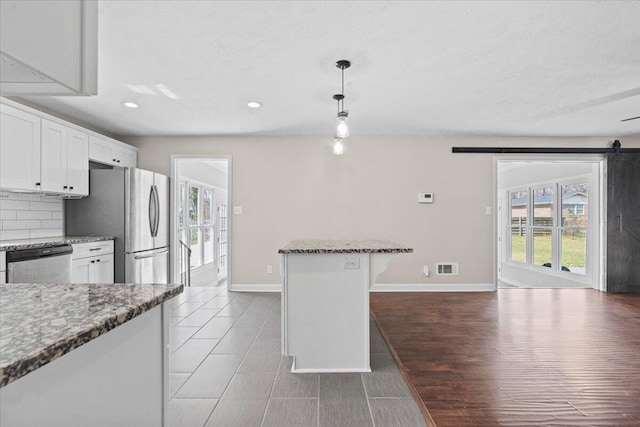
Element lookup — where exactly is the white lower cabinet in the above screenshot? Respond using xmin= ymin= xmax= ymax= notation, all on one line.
xmin=71 ymin=241 xmax=114 ymax=284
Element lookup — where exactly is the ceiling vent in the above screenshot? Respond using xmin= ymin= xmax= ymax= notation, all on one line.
xmin=436 ymin=263 xmax=459 ymax=276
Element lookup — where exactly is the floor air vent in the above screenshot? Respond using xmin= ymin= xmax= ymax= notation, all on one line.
xmin=436 ymin=263 xmax=459 ymax=275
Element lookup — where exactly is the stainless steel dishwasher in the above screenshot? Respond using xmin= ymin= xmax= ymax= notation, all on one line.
xmin=7 ymin=245 xmax=73 ymax=283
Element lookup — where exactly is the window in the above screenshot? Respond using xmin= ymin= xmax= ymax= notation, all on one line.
xmin=509 ymin=190 xmax=527 ymax=263
xmin=567 ymin=204 xmax=584 ymax=215
xmin=178 ymin=181 xmax=216 ymax=271
xmin=560 ymin=183 xmax=587 ymax=275
xmin=506 ymin=181 xmax=588 ymax=276
xmin=532 ymin=186 xmax=553 ymax=267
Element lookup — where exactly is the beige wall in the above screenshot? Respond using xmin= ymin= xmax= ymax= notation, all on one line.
xmin=124 ymin=134 xmax=640 ymax=288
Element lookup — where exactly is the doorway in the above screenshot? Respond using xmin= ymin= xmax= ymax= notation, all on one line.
xmin=495 ymin=157 xmax=604 ymax=290
xmin=172 ymin=156 xmax=231 ymax=289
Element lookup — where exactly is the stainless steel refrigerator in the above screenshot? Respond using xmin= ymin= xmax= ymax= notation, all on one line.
xmin=66 ymin=168 xmax=169 ymax=284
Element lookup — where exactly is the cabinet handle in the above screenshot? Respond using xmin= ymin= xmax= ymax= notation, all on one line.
xmin=96 ymin=259 xmax=101 ymax=262
xmin=35 ymin=182 xmax=41 ymax=186
xmin=116 ymin=160 xmax=121 ymax=163
xmin=69 ymin=186 xmax=74 ymax=190
xmin=63 ymin=185 xmax=68 ymax=189
xmin=90 ymin=260 xmax=95 ymax=264
xmin=89 ymin=248 xmax=102 ymax=251
xmin=112 ymin=158 xmax=117 ymax=162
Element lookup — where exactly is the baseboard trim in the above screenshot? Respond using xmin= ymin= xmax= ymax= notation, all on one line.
xmin=370 ymin=283 xmax=496 ymax=292
xmin=230 ymin=283 xmax=281 ymax=292
xmin=230 ymin=283 xmax=496 ymax=292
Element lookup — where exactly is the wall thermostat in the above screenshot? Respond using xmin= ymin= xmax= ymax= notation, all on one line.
xmin=418 ymin=193 xmax=434 ymax=203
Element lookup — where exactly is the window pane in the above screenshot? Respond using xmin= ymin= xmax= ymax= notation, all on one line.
xmin=509 ymin=190 xmax=527 ymax=263
xmin=203 ymin=190 xmax=213 ymax=225
xmin=561 ymin=183 xmax=588 ymax=226
xmin=533 ymin=229 xmax=552 ymax=267
xmin=533 ymin=186 xmax=553 ymax=226
xmin=204 ymin=227 xmax=214 ymax=265
xmin=561 ymin=228 xmax=586 ymax=274
xmin=510 ymin=227 xmax=526 ymax=263
xmin=190 ymin=228 xmax=202 ymax=268
xmin=178 ymin=183 xmax=185 ymax=227
xmin=189 ymin=187 xmax=199 ymax=226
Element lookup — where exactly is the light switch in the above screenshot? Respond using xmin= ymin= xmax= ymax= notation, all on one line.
xmin=233 ymin=206 xmax=242 ymax=215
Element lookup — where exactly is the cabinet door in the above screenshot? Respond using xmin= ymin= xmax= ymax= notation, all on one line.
xmin=0 ymin=104 xmax=41 ymax=191
xmin=94 ymin=253 xmax=114 ymax=284
xmin=41 ymin=119 xmax=67 ymax=193
xmin=72 ymin=257 xmax=93 ymax=283
xmin=66 ymin=129 xmax=89 ymax=196
xmin=114 ymin=147 xmax=137 ymax=168
xmin=88 ymin=136 xmax=115 ymax=166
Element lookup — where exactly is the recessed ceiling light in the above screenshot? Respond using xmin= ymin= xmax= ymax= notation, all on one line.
xmin=247 ymin=101 xmax=262 ymax=108
xmin=122 ymin=101 xmax=139 ymax=109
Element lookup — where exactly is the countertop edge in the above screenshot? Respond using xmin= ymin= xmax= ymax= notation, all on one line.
xmin=0 ymin=284 xmax=183 ymax=388
xmin=278 ymin=248 xmax=413 ymax=254
xmin=0 ymin=236 xmax=115 ymax=251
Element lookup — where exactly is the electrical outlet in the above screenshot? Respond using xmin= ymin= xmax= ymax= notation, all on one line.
xmin=423 ymin=265 xmax=430 ymax=277
xmin=486 ymin=206 xmax=492 ymax=215
xmin=418 ymin=193 xmax=434 ymax=203
xmin=233 ymin=206 xmax=242 ymax=215
xmin=343 ymin=258 xmax=360 ymax=269
xmin=267 ymin=265 xmax=273 ymax=274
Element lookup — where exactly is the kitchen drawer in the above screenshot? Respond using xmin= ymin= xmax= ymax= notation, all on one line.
xmin=72 ymin=240 xmax=114 ymax=260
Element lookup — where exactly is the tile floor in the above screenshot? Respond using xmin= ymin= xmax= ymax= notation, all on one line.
xmin=168 ymin=286 xmax=427 ymax=427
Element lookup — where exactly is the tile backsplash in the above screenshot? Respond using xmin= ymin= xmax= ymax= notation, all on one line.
xmin=0 ymin=192 xmax=64 ymax=240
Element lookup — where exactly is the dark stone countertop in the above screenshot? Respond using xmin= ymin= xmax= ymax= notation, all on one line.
xmin=0 ymin=236 xmax=115 ymax=252
xmin=0 ymin=282 xmax=182 ymax=388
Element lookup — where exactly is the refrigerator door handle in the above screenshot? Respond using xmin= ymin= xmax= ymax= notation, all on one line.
xmin=153 ymin=184 xmax=160 ymax=238
xmin=148 ymin=186 xmax=156 ymax=238
xmin=134 ymin=248 xmax=169 ymax=260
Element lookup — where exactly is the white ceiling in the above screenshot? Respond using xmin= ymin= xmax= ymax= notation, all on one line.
xmin=19 ymin=1 xmax=640 ymax=137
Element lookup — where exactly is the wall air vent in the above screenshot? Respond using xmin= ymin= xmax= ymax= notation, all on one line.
xmin=436 ymin=263 xmax=459 ymax=276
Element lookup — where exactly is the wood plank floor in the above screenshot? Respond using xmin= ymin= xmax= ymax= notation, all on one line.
xmin=370 ymin=289 xmax=640 ymax=427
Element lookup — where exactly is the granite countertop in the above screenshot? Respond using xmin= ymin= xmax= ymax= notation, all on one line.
xmin=279 ymin=239 xmax=413 ymax=254
xmin=0 ymin=282 xmax=183 ymax=388
xmin=0 ymin=236 xmax=115 ymax=252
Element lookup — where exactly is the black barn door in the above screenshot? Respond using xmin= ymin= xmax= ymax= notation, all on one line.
xmin=607 ymin=153 xmax=640 ymax=292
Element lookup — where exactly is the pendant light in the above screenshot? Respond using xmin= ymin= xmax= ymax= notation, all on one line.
xmin=333 ymin=60 xmax=351 ymax=140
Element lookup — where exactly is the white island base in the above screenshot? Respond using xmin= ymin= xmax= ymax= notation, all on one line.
xmin=0 ymin=305 xmax=169 ymax=427
xmin=280 ymin=240 xmax=412 ymax=374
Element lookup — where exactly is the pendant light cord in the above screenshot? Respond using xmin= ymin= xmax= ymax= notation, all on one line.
xmin=341 ymin=67 xmax=345 ymax=112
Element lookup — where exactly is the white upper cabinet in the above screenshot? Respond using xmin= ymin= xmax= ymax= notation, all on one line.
xmin=66 ymin=129 xmax=89 ymax=196
xmin=0 ymin=103 xmax=41 ymax=191
xmin=0 ymin=0 xmax=97 ymax=95
xmin=41 ymin=119 xmax=67 ymax=193
xmin=41 ymin=119 xmax=89 ymax=196
xmin=1 ymin=99 xmax=135 ymax=196
xmin=89 ymin=136 xmax=137 ymax=168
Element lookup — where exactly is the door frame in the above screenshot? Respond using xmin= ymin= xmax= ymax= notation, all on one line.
xmin=171 ymin=155 xmax=233 ymax=291
xmin=493 ymin=155 xmax=606 ymax=291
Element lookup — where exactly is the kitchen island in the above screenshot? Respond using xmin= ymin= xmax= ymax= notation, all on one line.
xmin=0 ymin=282 xmax=182 ymax=426
xmin=279 ymin=239 xmax=412 ymax=373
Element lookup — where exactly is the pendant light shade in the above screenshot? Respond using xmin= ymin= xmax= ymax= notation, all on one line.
xmin=331 ymin=60 xmax=351 ymax=154
xmin=333 ymin=137 xmax=345 ymax=155
xmin=336 ymin=111 xmax=349 ymax=138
